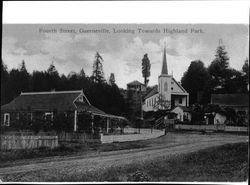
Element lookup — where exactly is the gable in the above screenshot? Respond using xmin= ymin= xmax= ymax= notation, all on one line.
xmin=74 ymin=93 xmax=91 ymax=106
xmin=171 ymin=78 xmax=187 ymax=94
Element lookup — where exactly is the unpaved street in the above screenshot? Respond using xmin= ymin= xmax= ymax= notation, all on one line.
xmin=0 ymin=132 xmax=248 ymax=182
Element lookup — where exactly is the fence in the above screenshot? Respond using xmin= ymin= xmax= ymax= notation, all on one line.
xmin=0 ymin=135 xmax=58 ymax=150
xmin=57 ymin=131 xmax=100 ymax=143
xmin=100 ymin=128 xmax=165 ymax=143
xmin=174 ymin=124 xmax=248 ymax=133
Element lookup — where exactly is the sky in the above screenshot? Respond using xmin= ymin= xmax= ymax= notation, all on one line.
xmin=2 ymin=24 xmax=249 ymax=89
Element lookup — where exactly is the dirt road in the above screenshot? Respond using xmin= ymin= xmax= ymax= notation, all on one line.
xmin=0 ymin=132 xmax=248 ymax=182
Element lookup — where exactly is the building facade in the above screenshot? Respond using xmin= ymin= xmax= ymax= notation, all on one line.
xmin=142 ymin=45 xmax=189 ymax=112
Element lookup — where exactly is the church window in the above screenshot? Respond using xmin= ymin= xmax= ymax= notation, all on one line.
xmin=164 ymin=82 xmax=168 ymax=92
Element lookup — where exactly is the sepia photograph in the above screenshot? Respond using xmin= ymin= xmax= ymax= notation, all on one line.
xmin=0 ymin=1 xmax=249 ymax=184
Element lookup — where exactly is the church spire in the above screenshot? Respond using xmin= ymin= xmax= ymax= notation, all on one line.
xmin=161 ymin=42 xmax=168 ymax=75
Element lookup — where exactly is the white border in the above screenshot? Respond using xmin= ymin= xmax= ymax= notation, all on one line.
xmin=2 ymin=1 xmax=250 ymax=24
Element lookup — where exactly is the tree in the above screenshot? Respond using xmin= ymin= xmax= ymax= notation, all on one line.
xmin=153 ymin=94 xmax=171 ymax=111
xmin=208 ymin=44 xmax=230 ymax=91
xmin=142 ymin=54 xmax=151 ymax=87
xmin=79 ymin=68 xmax=86 ymax=78
xmin=108 ymin=73 xmax=116 ymax=86
xmin=181 ymin=60 xmax=211 ymax=105
xmin=18 ymin=60 xmax=30 ymax=92
xmin=242 ymin=58 xmax=249 ymax=90
xmin=91 ymin=52 xmax=106 ymax=83
xmin=1 ymin=60 xmax=10 ymax=105
xmin=45 ymin=62 xmax=60 ymax=91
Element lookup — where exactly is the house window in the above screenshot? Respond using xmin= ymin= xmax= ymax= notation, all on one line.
xmin=45 ymin=112 xmax=53 ymax=121
xmin=79 ymin=96 xmax=83 ymax=102
xmin=3 ymin=113 xmax=10 ymax=126
xmin=179 ymin=97 xmax=182 ymax=104
xmin=28 ymin=113 xmax=33 ymax=121
xmin=16 ymin=113 xmax=20 ymax=120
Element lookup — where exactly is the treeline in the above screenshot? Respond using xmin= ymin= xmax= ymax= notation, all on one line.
xmin=181 ymin=44 xmax=249 ymax=105
xmin=1 ymin=53 xmax=127 ymax=117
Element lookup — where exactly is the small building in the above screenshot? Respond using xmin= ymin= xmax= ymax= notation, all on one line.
xmin=171 ymin=106 xmax=192 ymax=122
xmin=211 ymin=94 xmax=249 ymax=125
xmin=1 ymin=90 xmax=127 ymax=133
xmin=204 ymin=112 xmax=227 ymax=125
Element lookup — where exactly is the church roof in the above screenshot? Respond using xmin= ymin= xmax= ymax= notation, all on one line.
xmin=161 ymin=45 xmax=168 ymax=75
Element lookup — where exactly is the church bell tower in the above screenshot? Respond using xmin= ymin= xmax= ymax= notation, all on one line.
xmin=158 ymin=43 xmax=172 ymax=107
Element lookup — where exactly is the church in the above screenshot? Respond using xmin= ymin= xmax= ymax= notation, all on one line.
xmin=142 ymin=45 xmax=189 ymax=112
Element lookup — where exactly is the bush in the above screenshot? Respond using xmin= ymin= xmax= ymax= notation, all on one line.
xmin=127 ymin=170 xmax=151 ymax=182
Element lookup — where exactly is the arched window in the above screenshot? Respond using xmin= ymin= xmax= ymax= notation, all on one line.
xmin=164 ymin=82 xmax=168 ymax=92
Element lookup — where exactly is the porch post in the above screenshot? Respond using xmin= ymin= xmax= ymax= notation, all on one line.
xmin=91 ymin=114 xmax=94 ymax=134
xmin=74 ymin=110 xmax=77 ymax=132
xmin=106 ymin=117 xmax=110 ymax=133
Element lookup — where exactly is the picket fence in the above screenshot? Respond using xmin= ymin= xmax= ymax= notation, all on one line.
xmin=0 ymin=135 xmax=58 ymax=150
xmin=57 ymin=131 xmax=100 ymax=143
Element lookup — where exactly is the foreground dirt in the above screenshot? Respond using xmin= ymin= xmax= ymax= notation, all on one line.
xmin=0 ymin=132 xmax=248 ymax=182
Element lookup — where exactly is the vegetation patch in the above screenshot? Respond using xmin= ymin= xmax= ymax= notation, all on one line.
xmin=48 ymin=142 xmax=248 ymax=182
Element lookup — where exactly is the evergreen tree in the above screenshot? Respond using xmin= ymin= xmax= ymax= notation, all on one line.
xmin=46 ymin=62 xmax=60 ymax=91
xmin=79 ymin=68 xmax=86 ymax=78
xmin=18 ymin=60 xmax=30 ymax=92
xmin=208 ymin=43 xmax=230 ymax=91
xmin=91 ymin=52 xmax=106 ymax=83
xmin=242 ymin=58 xmax=249 ymax=82
xmin=108 ymin=73 xmax=116 ymax=86
xmin=1 ymin=60 xmax=10 ymax=105
xmin=142 ymin=53 xmax=151 ymax=87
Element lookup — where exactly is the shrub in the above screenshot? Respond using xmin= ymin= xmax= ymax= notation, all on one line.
xmin=127 ymin=170 xmax=151 ymax=182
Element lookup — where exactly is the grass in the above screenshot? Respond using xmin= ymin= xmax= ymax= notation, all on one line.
xmin=47 ymin=142 xmax=249 ymax=182
xmin=0 ymin=140 xmax=148 ymax=165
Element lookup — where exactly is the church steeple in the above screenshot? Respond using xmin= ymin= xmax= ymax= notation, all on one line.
xmin=161 ymin=42 xmax=168 ymax=75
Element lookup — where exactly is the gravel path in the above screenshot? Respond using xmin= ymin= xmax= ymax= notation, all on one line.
xmin=0 ymin=132 xmax=248 ymax=182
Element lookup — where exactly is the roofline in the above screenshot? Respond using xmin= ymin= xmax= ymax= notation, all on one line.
xmin=73 ymin=91 xmax=91 ymax=108
xmin=127 ymin=80 xmax=144 ymax=86
xmin=20 ymin=90 xmax=83 ymax=95
xmin=172 ymin=77 xmax=187 ymax=93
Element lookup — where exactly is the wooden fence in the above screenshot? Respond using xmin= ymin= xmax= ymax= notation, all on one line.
xmin=0 ymin=135 xmax=58 ymax=150
xmin=101 ymin=129 xmax=165 ymax=143
xmin=174 ymin=124 xmax=248 ymax=133
xmin=57 ymin=132 xmax=100 ymax=143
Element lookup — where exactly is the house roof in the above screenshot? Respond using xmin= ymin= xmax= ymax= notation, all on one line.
xmin=211 ymin=94 xmax=249 ymax=107
xmin=144 ymin=85 xmax=158 ymax=99
xmin=1 ymin=90 xmax=128 ymax=121
xmin=127 ymin=80 xmax=144 ymax=86
xmin=1 ymin=90 xmax=84 ymax=112
xmin=75 ymin=103 xmax=106 ymax=115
